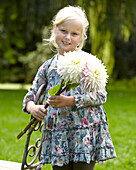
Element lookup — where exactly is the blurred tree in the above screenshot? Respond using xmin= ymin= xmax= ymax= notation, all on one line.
xmin=77 ymin=0 xmax=136 ymax=78
xmin=0 ymin=0 xmax=77 ymax=83
xmin=114 ymin=37 xmax=136 ymax=79
xmin=0 ymin=0 xmax=136 ymax=83
xmin=20 ymin=27 xmax=54 ymax=83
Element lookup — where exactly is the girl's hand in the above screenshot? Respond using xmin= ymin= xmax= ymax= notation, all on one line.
xmin=26 ymin=101 xmax=48 ymax=121
xmin=47 ymin=94 xmax=75 ymax=108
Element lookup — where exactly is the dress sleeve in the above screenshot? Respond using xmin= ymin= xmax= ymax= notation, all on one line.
xmin=22 ymin=61 xmax=49 ymax=113
xmin=72 ymin=87 xmax=107 ymax=109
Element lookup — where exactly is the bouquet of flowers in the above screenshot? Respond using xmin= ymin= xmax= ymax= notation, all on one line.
xmin=57 ymin=51 xmax=108 ymax=93
xmin=17 ymin=51 xmax=108 ymax=140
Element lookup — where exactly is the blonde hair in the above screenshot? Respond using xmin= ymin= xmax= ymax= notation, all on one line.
xmin=49 ymin=6 xmax=89 ymax=50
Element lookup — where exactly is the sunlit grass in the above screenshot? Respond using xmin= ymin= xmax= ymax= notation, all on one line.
xmin=0 ymin=87 xmax=136 ymax=169
xmin=95 ymin=88 xmax=136 ymax=170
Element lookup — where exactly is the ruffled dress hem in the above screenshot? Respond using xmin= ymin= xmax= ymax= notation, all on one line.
xmin=40 ymin=148 xmax=117 ymax=166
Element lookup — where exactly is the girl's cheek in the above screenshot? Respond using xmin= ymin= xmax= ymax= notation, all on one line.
xmin=73 ymin=39 xmax=80 ymax=45
xmin=58 ymin=31 xmax=64 ymax=36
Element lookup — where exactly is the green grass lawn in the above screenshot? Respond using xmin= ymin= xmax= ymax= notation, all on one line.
xmin=0 ymin=87 xmax=136 ymax=170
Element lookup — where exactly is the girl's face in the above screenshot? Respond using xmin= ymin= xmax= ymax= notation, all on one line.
xmin=54 ymin=19 xmax=82 ymax=55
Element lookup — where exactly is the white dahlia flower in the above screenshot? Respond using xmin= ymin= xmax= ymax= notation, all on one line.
xmin=57 ymin=51 xmax=85 ymax=83
xmin=57 ymin=50 xmax=108 ymax=92
xmin=81 ymin=54 xmax=109 ymax=92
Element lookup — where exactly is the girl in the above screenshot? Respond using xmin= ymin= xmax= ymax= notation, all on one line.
xmin=23 ymin=6 xmax=116 ymax=170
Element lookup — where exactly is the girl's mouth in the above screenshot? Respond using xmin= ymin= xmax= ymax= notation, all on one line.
xmin=62 ymin=41 xmax=71 ymax=46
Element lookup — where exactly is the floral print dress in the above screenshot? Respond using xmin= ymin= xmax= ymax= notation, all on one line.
xmin=23 ymin=54 xmax=117 ymax=166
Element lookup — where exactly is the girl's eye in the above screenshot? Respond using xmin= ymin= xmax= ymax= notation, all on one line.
xmin=72 ymin=32 xmax=78 ymax=36
xmin=61 ymin=29 xmax=66 ymax=33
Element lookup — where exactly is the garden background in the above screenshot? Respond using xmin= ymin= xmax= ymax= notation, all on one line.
xmin=0 ymin=0 xmax=136 ymax=169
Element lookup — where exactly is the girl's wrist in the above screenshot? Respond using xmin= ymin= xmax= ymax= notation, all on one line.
xmin=26 ymin=101 xmax=35 ymax=113
xmin=66 ymin=96 xmax=75 ymax=107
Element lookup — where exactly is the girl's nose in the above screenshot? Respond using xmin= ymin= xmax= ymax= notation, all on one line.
xmin=65 ymin=33 xmax=71 ymax=40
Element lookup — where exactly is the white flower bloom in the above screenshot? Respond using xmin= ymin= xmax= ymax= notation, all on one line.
xmin=57 ymin=51 xmax=85 ymax=83
xmin=57 ymin=50 xmax=108 ymax=92
xmin=81 ymin=54 xmax=109 ymax=92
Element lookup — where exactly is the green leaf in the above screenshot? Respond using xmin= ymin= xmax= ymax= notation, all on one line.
xmin=66 ymin=83 xmax=80 ymax=91
xmin=66 ymin=80 xmax=72 ymax=86
xmin=49 ymin=84 xmax=62 ymax=96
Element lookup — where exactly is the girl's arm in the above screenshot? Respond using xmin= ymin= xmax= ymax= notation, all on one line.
xmin=73 ymin=89 xmax=107 ymax=109
xmin=47 ymin=88 xmax=107 ymax=109
xmin=23 ymin=60 xmax=49 ymax=113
